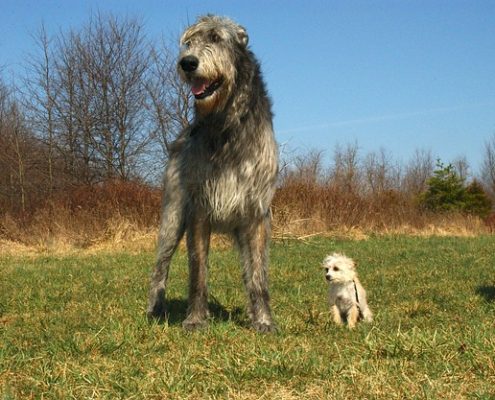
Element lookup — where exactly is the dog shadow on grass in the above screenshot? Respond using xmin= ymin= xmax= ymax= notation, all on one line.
xmin=160 ymin=298 xmax=246 ymax=327
xmin=476 ymin=286 xmax=495 ymax=302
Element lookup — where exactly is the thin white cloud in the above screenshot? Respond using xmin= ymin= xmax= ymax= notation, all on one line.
xmin=277 ymin=101 xmax=495 ymax=135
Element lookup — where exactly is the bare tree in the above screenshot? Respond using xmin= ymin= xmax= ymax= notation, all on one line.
xmin=78 ymin=13 xmax=152 ymax=180
xmin=0 ymin=77 xmax=9 ymax=122
xmin=330 ymin=141 xmax=361 ymax=192
xmin=24 ymin=13 xmax=160 ymax=184
xmin=284 ymin=149 xmax=325 ymax=184
xmin=363 ymin=147 xmax=399 ymax=194
xmin=402 ymin=148 xmax=434 ymax=195
xmin=0 ymin=88 xmax=41 ymax=214
xmin=23 ymin=24 xmax=58 ymax=198
xmin=0 ymin=79 xmax=13 ymax=207
xmin=53 ymin=30 xmax=88 ymax=182
xmin=452 ymin=155 xmax=470 ymax=183
xmin=481 ymin=133 xmax=495 ymax=199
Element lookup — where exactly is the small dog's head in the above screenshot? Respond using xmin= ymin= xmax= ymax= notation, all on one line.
xmin=322 ymin=253 xmax=357 ymax=284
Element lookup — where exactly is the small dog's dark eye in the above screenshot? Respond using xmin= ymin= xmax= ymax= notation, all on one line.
xmin=333 ymin=267 xmax=339 ymax=271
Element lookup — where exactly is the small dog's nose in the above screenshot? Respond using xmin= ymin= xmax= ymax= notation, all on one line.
xmin=179 ymin=56 xmax=199 ymax=72
xmin=326 ymin=275 xmax=331 ymax=281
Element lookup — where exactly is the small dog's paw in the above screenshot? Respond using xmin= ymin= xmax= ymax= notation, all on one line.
xmin=363 ymin=314 xmax=373 ymax=323
xmin=252 ymin=320 xmax=278 ymax=334
xmin=182 ymin=317 xmax=208 ymax=331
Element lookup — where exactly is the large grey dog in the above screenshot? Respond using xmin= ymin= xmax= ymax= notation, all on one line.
xmin=147 ymin=15 xmax=279 ymax=332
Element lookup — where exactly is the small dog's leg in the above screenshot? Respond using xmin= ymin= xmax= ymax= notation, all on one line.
xmin=331 ymin=305 xmax=343 ymax=326
xmin=236 ymin=215 xmax=276 ymax=333
xmin=360 ymin=305 xmax=373 ymax=323
xmin=183 ymin=210 xmax=211 ymax=331
xmin=347 ymin=305 xmax=359 ymax=329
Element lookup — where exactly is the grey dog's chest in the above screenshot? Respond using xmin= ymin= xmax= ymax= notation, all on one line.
xmin=182 ymin=136 xmax=266 ymax=223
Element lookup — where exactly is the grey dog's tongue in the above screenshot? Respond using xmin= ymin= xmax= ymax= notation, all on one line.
xmin=191 ymin=79 xmax=209 ymax=96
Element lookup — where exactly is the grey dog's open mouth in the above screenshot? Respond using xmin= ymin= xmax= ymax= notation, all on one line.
xmin=191 ymin=78 xmax=222 ymax=99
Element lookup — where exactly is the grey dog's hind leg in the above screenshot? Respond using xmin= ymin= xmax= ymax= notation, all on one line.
xmin=236 ymin=215 xmax=276 ymax=333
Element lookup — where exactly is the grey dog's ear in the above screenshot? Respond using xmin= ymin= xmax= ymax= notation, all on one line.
xmin=236 ymin=26 xmax=249 ymax=47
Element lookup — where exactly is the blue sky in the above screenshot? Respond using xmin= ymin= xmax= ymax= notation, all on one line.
xmin=1 ymin=0 xmax=494 ymax=174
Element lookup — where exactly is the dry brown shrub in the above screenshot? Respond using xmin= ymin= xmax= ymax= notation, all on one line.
xmin=0 ymin=180 xmax=161 ymax=252
xmin=272 ymin=177 xmax=490 ymax=239
xmin=485 ymin=213 xmax=495 ymax=233
xmin=0 ymin=174 xmax=491 ymax=255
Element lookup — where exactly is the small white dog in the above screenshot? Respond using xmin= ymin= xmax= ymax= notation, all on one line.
xmin=323 ymin=253 xmax=373 ymax=328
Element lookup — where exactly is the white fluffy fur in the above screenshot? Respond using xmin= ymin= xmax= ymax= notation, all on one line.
xmin=323 ymin=253 xmax=373 ymax=328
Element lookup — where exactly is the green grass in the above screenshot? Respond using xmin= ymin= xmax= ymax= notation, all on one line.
xmin=1 ymin=236 xmax=495 ymax=399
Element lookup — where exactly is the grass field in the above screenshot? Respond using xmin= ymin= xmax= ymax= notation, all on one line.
xmin=1 ymin=236 xmax=494 ymax=399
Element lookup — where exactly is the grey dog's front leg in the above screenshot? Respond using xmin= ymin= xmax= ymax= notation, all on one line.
xmin=147 ymin=156 xmax=186 ymax=320
xmin=182 ymin=210 xmax=211 ymax=331
xmin=147 ymin=211 xmax=185 ymax=320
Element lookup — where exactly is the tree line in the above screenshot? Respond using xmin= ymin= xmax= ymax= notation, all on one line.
xmin=0 ymin=13 xmax=494 ymax=231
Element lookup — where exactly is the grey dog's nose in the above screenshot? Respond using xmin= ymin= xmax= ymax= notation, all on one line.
xmin=180 ymin=56 xmax=199 ymax=72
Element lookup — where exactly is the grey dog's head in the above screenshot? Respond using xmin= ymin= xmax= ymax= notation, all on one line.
xmin=177 ymin=15 xmax=249 ymax=115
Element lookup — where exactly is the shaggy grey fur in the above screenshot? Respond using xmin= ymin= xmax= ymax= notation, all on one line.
xmin=147 ymin=15 xmax=278 ymax=332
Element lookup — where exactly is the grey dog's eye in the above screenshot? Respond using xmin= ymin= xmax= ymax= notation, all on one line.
xmin=211 ymin=33 xmax=220 ymax=42
xmin=181 ymin=41 xmax=191 ymax=51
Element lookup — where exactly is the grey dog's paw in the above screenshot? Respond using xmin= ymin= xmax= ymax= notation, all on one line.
xmin=252 ymin=320 xmax=278 ymax=334
xmin=182 ymin=317 xmax=209 ymax=331
xmin=146 ymin=302 xmax=167 ymax=322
